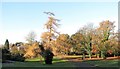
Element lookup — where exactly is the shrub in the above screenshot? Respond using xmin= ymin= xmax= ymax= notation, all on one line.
xmin=2 ymin=48 xmax=11 ymax=63
xmin=10 ymin=53 xmax=25 ymax=62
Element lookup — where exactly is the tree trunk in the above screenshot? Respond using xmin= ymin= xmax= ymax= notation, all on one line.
xmin=114 ymin=54 xmax=116 ymax=57
xmin=89 ymin=53 xmax=92 ymax=59
xmin=101 ymin=51 xmax=106 ymax=59
xmin=82 ymin=53 xmax=85 ymax=60
xmin=96 ymin=54 xmax=100 ymax=58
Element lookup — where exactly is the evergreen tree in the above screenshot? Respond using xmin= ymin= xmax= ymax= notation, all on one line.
xmin=2 ymin=39 xmax=10 ymax=62
xmin=4 ymin=39 xmax=9 ymax=50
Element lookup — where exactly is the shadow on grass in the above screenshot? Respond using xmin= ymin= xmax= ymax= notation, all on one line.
xmin=2 ymin=56 xmax=120 ymax=69
xmin=83 ymin=59 xmax=119 ymax=67
xmin=2 ymin=58 xmax=74 ymax=67
xmin=2 ymin=60 xmax=120 ymax=69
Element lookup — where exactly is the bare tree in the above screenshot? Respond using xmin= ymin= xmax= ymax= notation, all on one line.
xmin=25 ymin=31 xmax=36 ymax=45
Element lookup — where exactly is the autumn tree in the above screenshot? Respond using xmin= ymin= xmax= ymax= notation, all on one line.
xmin=77 ymin=24 xmax=94 ymax=59
xmin=70 ymin=33 xmax=83 ymax=54
xmin=41 ymin=12 xmax=60 ymax=53
xmin=108 ymin=31 xmax=119 ymax=57
xmin=55 ymin=34 xmax=71 ymax=55
xmin=25 ymin=31 xmax=36 ymax=45
xmin=24 ymin=42 xmax=40 ymax=58
xmin=95 ymin=20 xmax=115 ymax=59
xmin=10 ymin=44 xmax=19 ymax=55
xmin=117 ymin=30 xmax=120 ymax=56
xmin=10 ymin=43 xmax=25 ymax=56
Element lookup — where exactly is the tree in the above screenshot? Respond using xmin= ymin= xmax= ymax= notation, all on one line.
xmin=4 ymin=39 xmax=9 ymax=50
xmin=108 ymin=32 xmax=119 ymax=57
xmin=40 ymin=12 xmax=60 ymax=64
xmin=55 ymin=34 xmax=71 ymax=55
xmin=70 ymin=33 xmax=84 ymax=54
xmin=25 ymin=31 xmax=36 ymax=45
xmin=70 ymin=32 xmax=86 ymax=59
xmin=10 ymin=44 xmax=19 ymax=55
xmin=41 ymin=12 xmax=60 ymax=52
xmin=2 ymin=39 xmax=10 ymax=62
xmin=24 ymin=42 xmax=40 ymax=58
xmin=95 ymin=20 xmax=115 ymax=59
xmin=77 ymin=24 xmax=94 ymax=59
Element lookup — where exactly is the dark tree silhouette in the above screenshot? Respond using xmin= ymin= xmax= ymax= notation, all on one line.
xmin=4 ymin=39 xmax=9 ymax=50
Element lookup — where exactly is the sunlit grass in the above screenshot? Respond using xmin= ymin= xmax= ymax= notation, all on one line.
xmin=25 ymin=56 xmax=68 ymax=64
xmin=2 ymin=57 xmax=72 ymax=67
xmin=2 ymin=55 xmax=119 ymax=67
xmin=25 ymin=56 xmax=63 ymax=62
xmin=25 ymin=57 xmax=44 ymax=61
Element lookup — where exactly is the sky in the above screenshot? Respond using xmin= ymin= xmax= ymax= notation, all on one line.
xmin=0 ymin=1 xmax=118 ymax=45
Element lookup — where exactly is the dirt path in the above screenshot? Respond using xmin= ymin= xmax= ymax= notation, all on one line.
xmin=67 ymin=59 xmax=96 ymax=67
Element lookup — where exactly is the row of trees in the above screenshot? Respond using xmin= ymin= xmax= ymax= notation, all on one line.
xmin=1 ymin=12 xmax=119 ymax=61
xmin=53 ymin=20 xmax=119 ymax=59
xmin=77 ymin=21 xmax=118 ymax=58
xmin=40 ymin=12 xmax=119 ymax=59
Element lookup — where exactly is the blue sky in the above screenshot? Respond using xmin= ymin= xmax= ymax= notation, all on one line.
xmin=0 ymin=2 xmax=118 ymax=44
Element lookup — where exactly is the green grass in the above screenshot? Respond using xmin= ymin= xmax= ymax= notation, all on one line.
xmin=25 ymin=57 xmax=43 ymax=62
xmin=25 ymin=57 xmax=68 ymax=63
xmin=83 ymin=59 xmax=119 ymax=67
xmin=2 ymin=56 xmax=119 ymax=67
xmin=2 ymin=61 xmax=74 ymax=67
xmin=2 ymin=57 xmax=74 ymax=67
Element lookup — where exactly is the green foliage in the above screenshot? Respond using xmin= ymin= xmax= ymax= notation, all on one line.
xmin=70 ymin=24 xmax=93 ymax=59
xmin=70 ymin=33 xmax=83 ymax=54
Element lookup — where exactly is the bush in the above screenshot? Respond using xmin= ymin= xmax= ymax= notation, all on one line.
xmin=2 ymin=48 xmax=11 ymax=63
xmin=10 ymin=53 xmax=25 ymax=62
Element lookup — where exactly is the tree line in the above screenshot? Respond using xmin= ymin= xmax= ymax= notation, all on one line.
xmin=1 ymin=12 xmax=120 ymax=62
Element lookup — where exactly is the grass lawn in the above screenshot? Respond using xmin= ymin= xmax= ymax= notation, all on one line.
xmin=83 ymin=59 xmax=119 ymax=67
xmin=2 ymin=56 xmax=120 ymax=68
xmin=2 ymin=57 xmax=74 ymax=67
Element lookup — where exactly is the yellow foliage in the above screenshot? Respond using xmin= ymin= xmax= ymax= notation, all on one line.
xmin=24 ymin=42 xmax=40 ymax=58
